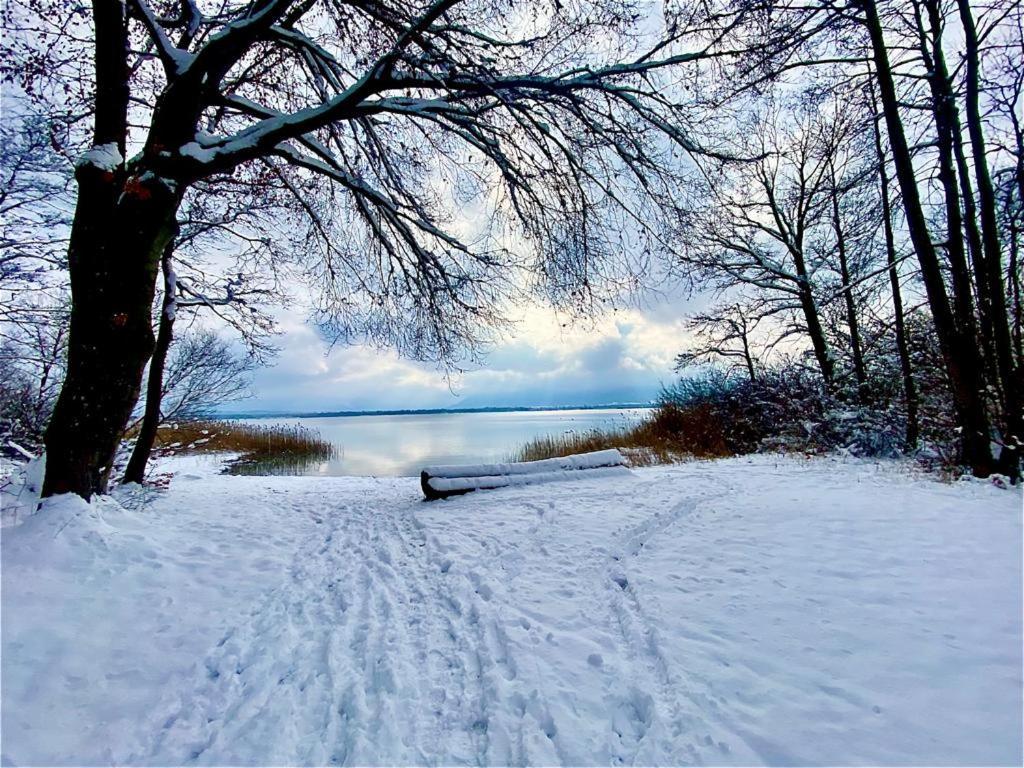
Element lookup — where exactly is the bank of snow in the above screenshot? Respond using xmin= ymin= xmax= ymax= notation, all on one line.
xmin=2 ymin=456 xmax=1020 ymax=766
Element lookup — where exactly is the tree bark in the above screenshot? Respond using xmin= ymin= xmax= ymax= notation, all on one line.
xmin=797 ymin=282 xmax=835 ymax=387
xmin=42 ymin=168 xmax=180 ymax=498
xmin=788 ymin=231 xmax=834 ymax=387
xmin=951 ymin=116 xmax=1000 ymax=392
xmin=828 ymin=169 xmax=868 ymax=399
xmin=870 ymin=85 xmax=920 ymax=449
xmin=921 ymin=4 xmax=984 ymax=385
xmin=123 ymin=244 xmax=177 ymax=485
xmin=1008 ymin=185 xmax=1023 ymax=361
xmin=91 ymin=0 xmax=129 ymax=154
xmin=859 ymin=0 xmax=994 ymax=476
xmin=955 ymin=0 xmax=1021 ymax=480
xmin=740 ymin=318 xmax=757 ymax=383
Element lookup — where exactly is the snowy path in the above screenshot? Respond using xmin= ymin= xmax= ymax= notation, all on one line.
xmin=2 ymin=456 xmax=1021 ymax=765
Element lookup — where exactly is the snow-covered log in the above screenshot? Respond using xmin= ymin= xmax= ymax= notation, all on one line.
xmin=421 ymin=449 xmax=628 ymax=500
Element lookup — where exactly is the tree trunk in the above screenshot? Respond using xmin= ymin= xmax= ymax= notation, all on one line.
xmin=860 ymin=0 xmax=994 ymax=476
xmin=788 ymin=236 xmax=835 ymax=387
xmin=884 ymin=227 xmax=920 ymax=451
xmin=924 ymin=15 xmax=983 ymax=386
xmin=1008 ymin=104 xmax=1023 ymax=361
xmin=870 ymin=88 xmax=920 ymax=448
xmin=740 ymin=319 xmax=757 ymax=383
xmin=1009 ymin=187 xmax=1023 ymax=361
xmin=829 ymin=172 xmax=868 ymax=399
xmin=798 ymin=283 xmax=835 ymax=387
xmin=952 ymin=116 xmax=1000 ymax=393
xmin=123 ymin=245 xmax=177 ymax=485
xmin=955 ymin=0 xmax=1021 ymax=481
xmin=42 ymin=166 xmax=180 ymax=498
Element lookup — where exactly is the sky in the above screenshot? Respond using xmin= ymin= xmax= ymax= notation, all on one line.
xmin=4 ymin=2 xmax=716 ymax=416
xmin=237 ymin=289 xmax=705 ymax=413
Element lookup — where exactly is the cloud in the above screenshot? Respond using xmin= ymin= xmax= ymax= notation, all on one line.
xmin=237 ymin=296 xmax=699 ymax=413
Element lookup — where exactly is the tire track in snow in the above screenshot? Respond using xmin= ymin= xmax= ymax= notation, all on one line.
xmin=137 ymin=480 xmax=725 ymax=766
xmin=367 ymin=501 xmax=488 ymax=765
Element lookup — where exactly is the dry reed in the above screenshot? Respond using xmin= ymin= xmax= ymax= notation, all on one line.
xmin=509 ymin=404 xmax=734 ymax=467
xmin=153 ymin=420 xmax=335 ymax=463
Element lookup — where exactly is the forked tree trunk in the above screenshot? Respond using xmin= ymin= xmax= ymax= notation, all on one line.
xmin=122 ymin=245 xmax=177 ymax=485
xmin=951 ymin=118 xmax=999 ymax=389
xmin=42 ymin=166 xmax=180 ymax=498
xmin=860 ymin=0 xmax=994 ymax=476
xmin=925 ymin=29 xmax=984 ymax=380
xmin=788 ymin=238 xmax=834 ymax=387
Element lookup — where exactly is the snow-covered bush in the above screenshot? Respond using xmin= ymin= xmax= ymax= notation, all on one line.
xmin=660 ymin=365 xmax=909 ymax=459
xmin=0 ymin=335 xmax=64 ymax=452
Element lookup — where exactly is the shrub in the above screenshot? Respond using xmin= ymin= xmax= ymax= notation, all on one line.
xmin=659 ymin=366 xmax=913 ymax=458
xmin=512 ymin=362 xmax=916 ymax=467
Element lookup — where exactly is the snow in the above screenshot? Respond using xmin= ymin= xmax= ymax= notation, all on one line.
xmin=179 ymin=141 xmax=220 ymax=164
xmin=75 ymin=142 xmax=123 ymax=172
xmin=1 ymin=454 xmax=44 ymax=527
xmin=4 ymin=441 xmax=34 ymax=461
xmin=165 ymin=260 xmax=178 ymax=321
xmin=424 ymin=448 xmax=626 ymax=478
xmin=423 ymin=449 xmax=628 ymax=496
xmin=1 ymin=455 xmax=1021 ymax=766
xmin=426 ymin=465 xmax=631 ymax=494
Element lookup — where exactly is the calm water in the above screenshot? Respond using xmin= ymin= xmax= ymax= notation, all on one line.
xmin=234 ymin=408 xmax=652 ymax=477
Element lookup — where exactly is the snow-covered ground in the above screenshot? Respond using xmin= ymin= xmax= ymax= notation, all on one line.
xmin=2 ymin=455 xmax=1021 ymax=766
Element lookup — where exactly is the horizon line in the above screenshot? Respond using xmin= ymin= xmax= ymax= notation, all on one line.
xmin=218 ymin=402 xmax=658 ymax=420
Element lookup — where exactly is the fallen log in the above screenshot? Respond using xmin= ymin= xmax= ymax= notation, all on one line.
xmin=421 ymin=448 xmax=628 ymax=500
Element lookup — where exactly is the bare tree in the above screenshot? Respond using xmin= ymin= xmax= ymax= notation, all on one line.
xmin=869 ymin=77 xmax=920 ymax=448
xmin=5 ymin=0 xmax=727 ymax=498
xmin=121 ymin=328 xmax=253 ymax=473
xmin=681 ymin=0 xmax=1015 ymax=476
xmin=0 ymin=109 xmax=73 ymax=299
xmin=678 ymin=100 xmax=849 ymax=388
xmin=676 ymin=301 xmax=768 ymax=383
xmin=122 ymin=239 xmax=275 ymax=484
xmin=951 ymin=0 xmax=1022 ymax=477
xmin=1 ymin=98 xmax=284 ymax=480
xmin=0 ymin=303 xmax=69 ymax=449
xmin=985 ymin=6 xmax=1024 ymax=361
xmin=158 ymin=330 xmax=255 ymax=421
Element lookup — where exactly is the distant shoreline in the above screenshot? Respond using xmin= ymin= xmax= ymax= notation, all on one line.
xmin=220 ymin=403 xmax=657 ymax=420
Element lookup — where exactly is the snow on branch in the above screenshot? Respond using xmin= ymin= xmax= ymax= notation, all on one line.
xmin=70 ymin=0 xmax=732 ymax=361
xmin=128 ymin=0 xmax=194 ymax=75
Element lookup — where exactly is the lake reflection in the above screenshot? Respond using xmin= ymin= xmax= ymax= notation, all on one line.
xmin=230 ymin=408 xmax=651 ymax=477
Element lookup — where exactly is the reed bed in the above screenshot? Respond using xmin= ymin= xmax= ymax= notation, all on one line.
xmin=153 ymin=420 xmax=335 ymax=467
xmin=509 ymin=404 xmax=734 ymax=467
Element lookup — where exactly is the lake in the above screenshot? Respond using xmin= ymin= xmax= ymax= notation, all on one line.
xmin=233 ymin=408 xmax=652 ymax=476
